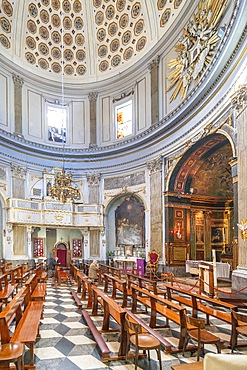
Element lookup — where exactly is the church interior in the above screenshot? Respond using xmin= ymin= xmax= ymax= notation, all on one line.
xmin=0 ymin=0 xmax=247 ymax=369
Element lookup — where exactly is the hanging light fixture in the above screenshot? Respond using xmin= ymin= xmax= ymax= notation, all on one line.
xmin=49 ymin=169 xmax=80 ymax=203
xmin=48 ymin=5 xmax=80 ymax=204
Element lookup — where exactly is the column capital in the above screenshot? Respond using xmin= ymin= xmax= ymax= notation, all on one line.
xmin=11 ymin=164 xmax=26 ymax=179
xmin=148 ymin=56 xmax=160 ymax=71
xmin=88 ymin=92 xmax=99 ymax=101
xmin=231 ymin=85 xmax=247 ymax=112
xmin=12 ymin=73 xmax=24 ymax=87
xmin=87 ymin=172 xmax=100 ymax=186
xmin=147 ymin=156 xmax=163 ymax=174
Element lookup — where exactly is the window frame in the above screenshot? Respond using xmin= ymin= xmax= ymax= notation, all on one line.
xmin=45 ymin=101 xmax=69 ymax=145
xmin=114 ymin=97 xmax=134 ymax=141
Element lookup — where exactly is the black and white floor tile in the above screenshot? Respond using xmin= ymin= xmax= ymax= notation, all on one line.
xmin=30 ymin=279 xmax=247 ymax=370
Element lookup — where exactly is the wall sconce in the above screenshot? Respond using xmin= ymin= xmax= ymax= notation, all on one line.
xmin=237 ymin=219 xmax=247 ymax=241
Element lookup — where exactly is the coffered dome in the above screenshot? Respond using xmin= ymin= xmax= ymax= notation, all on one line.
xmin=0 ymin=0 xmax=185 ymax=82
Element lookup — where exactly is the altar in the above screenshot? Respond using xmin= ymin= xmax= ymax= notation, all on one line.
xmin=186 ymin=260 xmax=230 ymax=279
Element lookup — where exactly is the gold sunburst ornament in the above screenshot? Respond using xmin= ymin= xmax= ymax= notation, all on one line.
xmin=167 ymin=0 xmax=228 ymax=102
xmin=237 ymin=219 xmax=247 ymax=241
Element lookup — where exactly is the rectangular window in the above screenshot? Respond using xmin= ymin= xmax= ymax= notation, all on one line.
xmin=116 ymin=100 xmax=132 ymax=139
xmin=47 ymin=105 xmax=67 ymax=143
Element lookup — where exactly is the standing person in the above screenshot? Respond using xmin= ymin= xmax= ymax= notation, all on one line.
xmin=88 ymin=260 xmax=99 ymax=282
xmin=48 ymin=254 xmax=59 ymax=285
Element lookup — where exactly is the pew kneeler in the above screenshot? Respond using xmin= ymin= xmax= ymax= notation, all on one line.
xmin=0 ymin=342 xmax=25 ymax=370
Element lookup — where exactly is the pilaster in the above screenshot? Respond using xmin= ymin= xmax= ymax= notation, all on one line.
xmin=147 ymin=156 xmax=163 ymax=258
xmin=88 ymin=92 xmax=98 ymax=147
xmin=148 ymin=56 xmax=160 ymax=125
xmin=12 ymin=73 xmax=24 ymax=135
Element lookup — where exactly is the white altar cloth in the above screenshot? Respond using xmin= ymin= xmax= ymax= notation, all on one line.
xmin=186 ymin=260 xmax=230 ymax=279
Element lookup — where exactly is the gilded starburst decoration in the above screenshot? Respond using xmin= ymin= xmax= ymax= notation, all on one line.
xmin=167 ymin=0 xmax=228 ymax=102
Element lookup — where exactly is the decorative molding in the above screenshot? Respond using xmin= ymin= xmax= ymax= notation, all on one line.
xmin=11 ymin=164 xmax=26 ymax=180
xmin=86 ymin=173 xmax=100 ymax=186
xmin=12 ymin=73 xmax=24 ymax=87
xmin=148 ymin=55 xmax=160 ymax=71
xmin=147 ymin=156 xmax=163 ymax=174
xmin=167 ymin=0 xmax=229 ymax=102
xmin=88 ymin=92 xmax=98 ymax=101
xmin=113 ymin=89 xmax=134 ymax=103
xmin=231 ymin=85 xmax=247 ymax=112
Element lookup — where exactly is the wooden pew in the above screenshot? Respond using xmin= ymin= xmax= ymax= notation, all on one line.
xmin=12 ymin=264 xmax=31 ymax=287
xmin=35 ymin=264 xmax=48 ymax=282
xmin=77 ymin=271 xmax=93 ymax=309
xmin=165 ymin=284 xmax=237 ymax=325
xmin=81 ymin=309 xmax=111 ymax=361
xmin=103 ymin=273 xmax=128 ymax=307
xmin=25 ymin=273 xmax=46 ymax=301
xmin=131 ymin=284 xmax=193 ymax=350
xmin=0 ymin=285 xmax=43 ymax=369
xmin=0 ymin=272 xmax=17 ymax=305
xmin=99 ymin=264 xmax=122 ymax=280
xmin=90 ymin=286 xmax=175 ymax=360
xmin=56 ymin=266 xmax=69 ymax=286
xmin=91 ymin=285 xmax=128 ymax=359
xmin=127 ymin=272 xmax=166 ymax=297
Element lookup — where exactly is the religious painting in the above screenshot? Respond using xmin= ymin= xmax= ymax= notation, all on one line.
xmin=116 ymin=196 xmax=144 ymax=247
xmin=211 ymin=227 xmax=224 ymax=244
xmin=124 ymin=245 xmax=133 ymax=257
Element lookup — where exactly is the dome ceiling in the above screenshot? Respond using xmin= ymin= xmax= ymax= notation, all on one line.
xmin=0 ymin=0 xmax=185 ymax=82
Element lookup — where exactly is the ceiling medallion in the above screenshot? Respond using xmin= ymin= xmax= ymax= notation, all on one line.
xmin=167 ymin=0 xmax=228 ymax=102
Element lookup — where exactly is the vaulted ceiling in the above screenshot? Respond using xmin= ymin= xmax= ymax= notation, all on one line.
xmin=0 ymin=0 xmax=185 ymax=82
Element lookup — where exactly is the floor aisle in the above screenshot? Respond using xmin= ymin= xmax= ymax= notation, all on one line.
xmin=32 ymin=278 xmax=247 ymax=370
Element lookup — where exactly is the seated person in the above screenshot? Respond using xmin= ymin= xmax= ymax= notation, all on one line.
xmin=88 ymin=260 xmax=99 ymax=282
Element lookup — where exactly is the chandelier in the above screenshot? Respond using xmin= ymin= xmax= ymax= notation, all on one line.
xmin=47 ymin=9 xmax=81 ymax=204
xmin=49 ymin=169 xmax=80 ymax=203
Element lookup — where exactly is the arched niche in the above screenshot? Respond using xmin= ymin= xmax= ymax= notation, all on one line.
xmin=106 ymin=194 xmax=146 ymax=257
xmin=52 ymin=241 xmax=71 ymax=268
xmin=165 ymin=133 xmax=234 ymax=266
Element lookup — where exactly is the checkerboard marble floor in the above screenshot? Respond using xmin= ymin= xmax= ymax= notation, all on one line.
xmin=31 ymin=279 xmax=247 ymax=370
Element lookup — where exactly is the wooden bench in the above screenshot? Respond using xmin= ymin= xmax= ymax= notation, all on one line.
xmin=131 ymin=285 xmax=194 ymax=350
xmin=0 ymin=285 xmax=43 ymax=369
xmin=0 ymin=273 xmax=17 ymax=306
xmin=70 ymin=263 xmax=80 ymax=283
xmin=25 ymin=273 xmax=46 ymax=301
xmin=12 ymin=264 xmax=31 ymax=287
xmin=171 ymin=362 xmax=204 ymax=370
xmin=127 ymin=272 xmax=166 ymax=297
xmin=165 ymin=284 xmax=237 ymax=325
xmin=91 ymin=285 xmax=128 ymax=359
xmin=103 ymin=273 xmax=128 ymax=307
xmin=34 ymin=264 xmax=48 ymax=283
xmin=77 ymin=271 xmax=93 ymax=309
xmin=70 ymin=289 xmax=83 ymax=309
xmin=81 ymin=309 xmax=111 ymax=360
xmin=56 ymin=266 xmax=69 ymax=285
xmin=99 ymin=264 xmax=122 ymax=280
